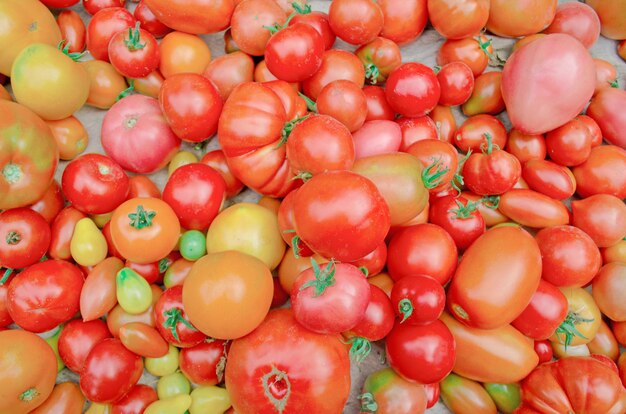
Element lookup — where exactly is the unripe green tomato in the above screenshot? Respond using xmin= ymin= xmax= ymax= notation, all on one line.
xmin=43 ymin=325 xmax=65 ymax=372
xmin=146 ymin=344 xmax=179 ymax=377
xmin=180 ymin=230 xmax=206 ymax=261
xmin=483 ymin=382 xmax=521 ymax=414
xmin=157 ymin=372 xmax=191 ymax=399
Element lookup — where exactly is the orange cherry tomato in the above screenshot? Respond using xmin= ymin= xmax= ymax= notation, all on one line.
xmin=159 ymin=31 xmax=212 ymax=78
xmin=163 ymin=257 xmax=193 ymax=288
xmin=29 ymin=382 xmax=85 ymax=414
xmin=45 ymin=116 xmax=88 ymax=161
xmin=119 ymin=322 xmax=169 ymax=358
xmin=80 ymin=60 xmax=128 ymax=109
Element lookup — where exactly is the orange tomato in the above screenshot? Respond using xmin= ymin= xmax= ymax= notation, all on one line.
xmin=258 ymin=196 xmax=281 ymax=215
xmin=45 ymin=116 xmax=88 ymax=161
xmin=440 ymin=373 xmax=497 ymax=414
xmin=131 ymin=70 xmax=164 ymax=99
xmin=368 ymin=272 xmax=394 ymax=297
xmin=602 ymin=240 xmax=626 ymax=264
xmin=612 ymin=321 xmax=626 ymax=347
xmin=119 ymin=322 xmax=169 ymax=358
xmin=29 ymin=382 xmax=85 ymax=414
xmin=588 ymin=320 xmax=620 ymax=361
xmin=80 ymin=60 xmax=128 ymax=109
xmin=110 ymin=197 xmax=181 ymax=264
xmin=487 ymin=0 xmax=557 ymax=38
xmin=183 ymin=251 xmax=273 ymax=340
xmin=512 ymin=34 xmax=547 ymax=52
xmin=0 ymin=330 xmax=57 ymax=414
xmin=80 ymin=257 xmax=123 ymax=322
xmin=0 ymin=84 xmax=10 ymax=101
xmin=277 ymin=248 xmax=329 ymax=294
xmin=160 ymin=32 xmax=212 ymax=78
xmin=592 ymin=262 xmax=626 ymax=322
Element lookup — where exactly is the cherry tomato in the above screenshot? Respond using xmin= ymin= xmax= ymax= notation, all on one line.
xmin=108 ymin=22 xmax=160 ymax=79
xmin=87 ymin=7 xmax=135 ymax=61
xmin=545 ymin=117 xmax=593 ymax=166
xmin=265 ymin=23 xmax=324 ymax=83
xmin=316 ymin=80 xmax=367 ymax=132
xmin=154 ymin=285 xmax=205 ymax=348
xmin=534 ymin=340 xmax=554 ymax=364
xmin=437 ymin=35 xmax=493 ymax=77
xmin=571 ymin=194 xmax=626 ymax=248
xmin=328 ymin=0 xmax=383 ymax=45
xmin=58 ymin=319 xmax=112 ymax=373
xmin=134 ymin=0 xmax=171 ymax=38
xmin=57 ymin=10 xmax=86 ymax=54
xmin=454 ymin=114 xmax=507 ymax=153
xmin=385 ymin=62 xmax=440 ymax=118
xmin=200 ymin=150 xmax=245 ymax=199
xmin=230 ymin=0 xmax=286 ymax=56
xmin=440 ymin=373 xmax=498 ymax=414
xmin=179 ymin=340 xmax=227 ymax=386
xmin=0 ymin=208 xmax=50 ymax=270
xmin=112 ymin=384 xmax=158 ymax=414
xmin=429 ymin=195 xmax=485 ymax=251
xmin=397 ymin=116 xmax=438 ymax=150
xmin=159 ymin=31 xmax=212 ymax=78
xmin=391 ymin=275 xmax=445 ymax=325
xmin=363 ymin=85 xmax=395 ymax=121
xmin=355 ymin=36 xmax=402 ymax=85
xmin=521 ymin=159 xmax=576 ymax=200
xmin=289 ymin=8 xmax=335 ymax=50
xmin=302 ymin=49 xmax=365 ymax=100
xmin=593 ymin=58 xmax=618 ymax=95
xmin=437 ymin=61 xmax=474 ymax=106
xmin=378 ymin=0 xmax=428 ymax=45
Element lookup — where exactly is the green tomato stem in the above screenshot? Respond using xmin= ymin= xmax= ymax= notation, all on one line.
xmin=5 ymin=231 xmax=20 ymax=245
xmin=128 ymin=204 xmax=156 ymax=229
xmin=162 ymin=308 xmax=197 ymax=342
xmin=125 ymin=22 xmax=146 ymax=51
xmin=299 ymin=258 xmax=336 ymax=297
xmin=421 ymin=157 xmax=450 ymax=190
xmin=398 ymin=298 xmax=414 ymax=323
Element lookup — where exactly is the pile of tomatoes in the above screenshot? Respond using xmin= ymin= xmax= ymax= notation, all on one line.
xmin=1 ymin=0 xmax=626 ymax=413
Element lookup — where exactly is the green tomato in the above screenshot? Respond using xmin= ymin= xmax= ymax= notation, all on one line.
xmin=145 ymin=394 xmax=192 ymax=414
xmin=116 ymin=267 xmax=152 ymax=315
xmin=180 ymin=230 xmax=206 ymax=261
xmin=157 ymin=372 xmax=191 ymax=400
xmin=43 ymin=325 xmax=64 ymax=372
xmin=146 ymin=344 xmax=179 ymax=377
xmin=190 ymin=386 xmax=231 ymax=414
xmin=483 ymin=382 xmax=521 ymax=414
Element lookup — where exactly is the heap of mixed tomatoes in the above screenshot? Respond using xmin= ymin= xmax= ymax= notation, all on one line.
xmin=1 ymin=0 xmax=626 ymax=413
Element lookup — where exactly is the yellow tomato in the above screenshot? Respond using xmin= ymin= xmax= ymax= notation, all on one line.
xmin=168 ymin=151 xmax=198 ymax=177
xmin=159 ymin=32 xmax=212 ymax=78
xmin=70 ymin=217 xmax=108 ymax=267
xmin=85 ymin=403 xmax=111 ymax=414
xmin=116 ymin=267 xmax=153 ymax=315
xmin=551 ymin=342 xmax=590 ymax=359
xmin=206 ymin=203 xmax=286 ymax=270
xmin=80 ymin=60 xmax=127 ymax=109
xmin=550 ymin=287 xmax=602 ymax=347
xmin=43 ymin=325 xmax=64 ymax=373
xmin=0 ymin=0 xmax=61 ymax=76
xmin=190 ymin=386 xmax=231 ymax=414
xmin=45 ymin=116 xmax=88 ymax=161
xmin=145 ymin=395 xmax=192 ymax=414
xmin=157 ymin=372 xmax=191 ymax=400
xmin=145 ymin=344 xmax=179 ymax=377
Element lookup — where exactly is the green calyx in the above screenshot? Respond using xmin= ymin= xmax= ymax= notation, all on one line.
xmin=162 ymin=308 xmax=197 ymax=342
xmin=158 ymin=258 xmax=171 ymax=273
xmin=57 ymin=40 xmax=86 ymax=62
xmin=19 ymin=387 xmax=39 ymax=402
xmin=2 ymin=163 xmax=22 ymax=185
xmin=480 ymin=133 xmax=499 ymax=155
xmin=422 ymin=158 xmax=450 ymax=190
xmin=298 ymin=92 xmax=317 ymax=112
xmin=365 ymin=63 xmax=380 ymax=84
xmin=291 ymin=171 xmax=313 ymax=183
xmin=276 ymin=115 xmax=309 ymax=149
xmin=5 ymin=231 xmax=20 ymax=245
xmin=555 ymin=311 xmax=594 ymax=349
xmin=116 ymin=79 xmax=135 ymax=102
xmin=343 ymin=336 xmax=372 ymax=365
xmin=299 ymin=258 xmax=336 ymax=297
xmin=358 ymin=266 xmax=369 ymax=277
xmin=610 ymin=79 xmax=620 ymax=88
xmin=290 ymin=234 xmax=302 ymax=259
xmin=264 ymin=3 xmax=311 ymax=34
xmin=450 ymin=199 xmax=478 ymax=219
xmin=125 ymin=22 xmax=146 ymax=51
xmin=128 ymin=205 xmax=156 ymax=229
xmin=398 ymin=298 xmax=413 ymax=323
xmin=358 ymin=392 xmax=378 ymax=414
xmin=479 ymin=195 xmax=500 ymax=210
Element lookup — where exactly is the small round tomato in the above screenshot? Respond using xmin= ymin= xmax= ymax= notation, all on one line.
xmin=355 ymin=36 xmax=402 ymax=85
xmin=62 ymin=153 xmax=129 ymax=215
xmin=534 ymin=340 xmax=554 ymax=363
xmin=302 ymin=49 xmax=365 ymax=100
xmin=108 ymin=22 xmax=160 ymax=79
xmin=109 ymin=197 xmax=180 ymax=263
xmin=454 ymin=114 xmax=507 ymax=153
xmin=592 ymin=263 xmax=626 ymax=323
xmin=348 ymin=285 xmax=395 ymax=342
xmin=154 ymin=285 xmax=205 ymax=348
xmin=573 ymin=145 xmax=626 ymax=199
xmin=396 ymin=116 xmax=438 ymax=150
xmin=545 ymin=117 xmax=593 ymax=167
xmin=405 ymin=138 xmax=458 ymax=193
xmin=462 ymin=71 xmax=505 ymax=116
xmin=289 ymin=8 xmax=335 ymax=50
xmin=437 ymin=35 xmax=493 ymax=77
xmin=390 ymin=275 xmax=445 ymax=325
xmin=386 ymin=63 xmax=440 ymax=118
xmin=111 ymin=384 xmax=158 ymax=414
xmin=316 ymin=80 xmax=367 ymax=132
xmin=462 ymin=135 xmax=521 ymax=195
xmin=202 ymin=51 xmax=255 ymax=101
xmin=119 ymin=322 xmax=169 ymax=358
xmin=0 ymin=208 xmax=50 ymax=270
xmin=363 ymin=85 xmax=395 ymax=121
xmin=58 ymin=319 xmax=112 ymax=373
xmin=57 ymin=10 xmax=86 ymax=54
xmin=360 ymin=368 xmax=427 ymax=414
xmin=505 ymin=129 xmax=547 ymax=163
xmin=159 ymin=31 xmax=212 ymax=77
xmin=511 ymin=279 xmax=568 ymax=341
xmin=429 ymin=195 xmax=485 ymax=251
xmin=265 ymin=23 xmax=324 ymax=83
xmin=571 ymin=194 xmax=626 ymax=248
xmin=230 ymin=0 xmax=286 ymax=56
xmin=80 ymin=338 xmax=143 ymax=403
xmin=328 ymin=0 xmax=383 ymax=45
xmin=80 ymin=60 xmax=128 ymax=109
xmin=134 ymin=0 xmax=172 ymax=38
xmin=87 ymin=7 xmax=136 ymax=62
xmin=437 ymin=61 xmax=474 ymax=106
xmin=179 ymin=340 xmax=227 ymax=386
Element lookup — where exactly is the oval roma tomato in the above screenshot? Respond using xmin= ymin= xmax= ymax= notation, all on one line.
xmin=487 ymin=0 xmax=556 ymax=38
xmin=58 ymin=319 xmax=112 ymax=373
xmin=29 ymin=382 xmax=85 ymax=414
xmin=0 ymin=208 xmax=50 ymax=270
xmin=110 ymin=197 xmax=180 ymax=263
xmin=0 ymin=101 xmax=58 ymax=210
xmin=225 ymin=309 xmax=351 ymax=414
xmin=462 ymin=71 xmax=505 ymax=116
xmin=440 ymin=373 xmax=498 ymax=414
xmin=518 ymin=357 xmax=625 ymax=413
xmin=154 ymin=285 xmax=205 ymax=348
xmin=360 ymin=367 xmax=427 ymax=414
xmin=588 ymin=320 xmax=620 ymax=361
xmin=0 ymin=330 xmax=57 ymax=414
xmin=428 ymin=0 xmax=489 ymax=39
xmin=57 ymin=10 xmax=86 ymax=54
xmin=183 ymin=251 xmax=273 ymax=340
xmin=448 ymin=226 xmax=542 ymax=329
xmin=265 ymin=23 xmax=323 ymax=83
xmin=498 ymin=189 xmax=570 ymax=228
xmin=385 ymin=63 xmax=440 ymax=118
xmin=80 ymin=338 xmax=143 ymax=403
xmin=573 ymin=145 xmax=626 ymax=199
xmin=143 ymin=0 xmax=233 ymax=34
xmin=87 ymin=7 xmax=136 ymax=62
xmin=293 ymin=170 xmax=390 ymax=262
xmin=511 ymin=280 xmax=568 ymax=341
xmin=108 ymin=22 xmax=160 ymax=79
xmin=593 ymin=263 xmax=626 ymax=323
xmin=8 ymin=260 xmax=84 ymax=333
xmin=119 ymin=322 xmax=168 ymax=358
xmin=571 ymin=194 xmax=626 ymax=248
xmin=521 ymin=159 xmax=576 ymax=200
xmin=80 ymin=60 xmax=127 ymax=110
xmin=378 ymin=0 xmax=428 ymax=45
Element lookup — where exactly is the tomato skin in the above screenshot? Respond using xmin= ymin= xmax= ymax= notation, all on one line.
xmin=593 ymin=263 xmax=626 ymax=322
xmin=317 ymin=80 xmax=367 ymax=133
xmin=428 ymin=195 xmax=485 ymax=251
xmin=348 ymin=285 xmax=394 ymax=341
xmin=519 ymin=357 xmax=625 ymax=414
xmin=230 ymin=0 xmax=286 ymax=56
xmin=428 ymin=0 xmax=489 ymax=39
xmin=143 ymin=0 xmax=233 ymax=35
xmin=533 ymin=340 xmax=553 ymax=364
xmin=498 ymin=189 xmax=569 ymax=228
xmin=390 ymin=275 xmax=446 ymax=325
xmin=462 ymin=71 xmax=505 ymax=116
xmin=437 ymin=62 xmax=474 ymax=106
xmin=58 ymin=319 xmax=112 ymax=373
xmin=385 ymin=63 xmax=441 ymax=118
xmin=303 ymin=49 xmax=365 ymax=101
xmin=200 ymin=150 xmax=245 ymax=199
xmin=80 ymin=338 xmax=144 ymax=404
xmin=49 ymin=206 xmax=85 ymax=261
xmin=361 ymin=367 xmax=428 ymax=414
xmin=571 ymin=194 xmax=626 ymax=248
xmin=154 ymin=285 xmax=205 ymax=348
xmin=348 ymin=241 xmax=386 ymax=277
xmin=521 ymin=159 xmax=575 ymax=200
xmin=107 ymin=284 xmax=162 ymax=337
xmin=437 ymin=35 xmax=492 ymax=77
xmin=45 ymin=116 xmax=88 ymax=162
xmin=290 ymin=10 xmax=335 ymax=50
xmin=355 ymin=37 xmax=401 ymax=85
xmin=225 ymin=309 xmax=351 ymax=414
xmin=57 ymin=10 xmax=86 ymax=54
xmin=378 ymin=0 xmax=428 ymax=45
xmin=111 ymin=384 xmax=158 ymax=414
xmin=8 ymin=260 xmax=84 ymax=333
xmin=440 ymin=373 xmax=498 ymax=414
xmin=602 ymin=240 xmax=626 ymax=265
xmin=159 ymin=31 xmax=212 ymax=78
xmin=545 ymin=118 xmax=592 ymax=167
xmin=328 ymin=0 xmax=383 ymax=45
xmin=0 ymin=208 xmax=50 ymax=269
xmin=387 ymin=224 xmax=458 ymax=285
xmin=550 ymin=287 xmax=601 ymax=347
xmin=80 ymin=60 xmax=127 ymax=109
xmin=430 ymin=105 xmax=457 ymax=143
xmin=586 ymin=0 xmax=626 ymax=40
xmin=80 ymin=257 xmax=122 ymax=322
xmin=511 ymin=280 xmax=567 ymax=340
xmin=29 ymin=382 xmax=85 ymax=414
xmin=455 ymin=114 xmax=507 ymax=153
xmin=573 ymin=145 xmax=626 ymax=199
xmin=363 ymin=86 xmax=395 ymax=121
xmin=505 ymin=129 xmax=546 ymax=164
xmin=108 ymin=24 xmax=160 ymax=79
xmin=588 ymin=320 xmax=620 ymax=361
xmin=586 ymin=88 xmax=626 ymax=149
xmin=134 ymin=0 xmax=172 ymax=38
xmin=179 ymin=340 xmax=227 ymax=386
xmin=203 ymin=51 xmax=255 ymax=101
xmin=462 ymin=141 xmax=521 ymax=196
xmin=265 ymin=23 xmax=324 ymax=83
xmin=87 ymin=7 xmax=136 ymax=62
xmin=353 ymin=120 xmax=402 ymax=160
xmin=386 ymin=320 xmax=456 ymax=384
xmin=487 ymin=0 xmax=556 ymax=37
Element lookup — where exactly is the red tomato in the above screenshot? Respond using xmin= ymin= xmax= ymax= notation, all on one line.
xmin=535 ymin=225 xmax=601 ymax=287
xmin=230 ymin=0 xmax=286 ymax=56
xmin=397 ymin=116 xmax=438 ymax=151
xmin=348 ymin=241 xmax=387 ymax=277
xmin=429 ymin=195 xmax=486 ymax=251
xmin=424 ymin=383 xmax=440 ymax=409
xmin=349 ymin=285 xmax=394 ymax=341
xmin=29 ymin=180 xmax=65 ymax=224
xmin=7 ymin=260 xmax=84 ymax=333
xmin=265 ymin=23 xmax=324 ymax=83
xmin=571 ymin=194 xmax=626 ymax=248
xmin=328 ymin=0 xmax=383 ymax=45
xmin=0 ymin=273 xmax=14 ymax=328
xmin=378 ymin=0 xmax=428 ymax=45
xmin=386 ymin=320 xmax=455 ymax=384
xmin=62 ymin=153 xmax=129 ymax=215
xmin=437 ymin=35 xmax=493 ymax=77
xmin=385 ymin=63 xmax=440 ymax=118
xmin=545 ymin=117 xmax=593 ymax=167
xmin=462 ymin=135 xmax=521 ymax=195
xmin=534 ymin=340 xmax=554 ymax=364
xmin=58 ymin=319 xmax=112 ymax=373
xmin=461 ymin=191 xmax=508 ymax=227
xmin=387 ymin=223 xmax=458 ymax=286
xmin=289 ymin=9 xmax=335 ymax=50
xmin=292 ymin=262 xmax=371 ymax=334
xmin=593 ymin=59 xmax=618 ymax=96
xmin=390 ymin=275 xmax=445 ymax=325
xmin=573 ymin=145 xmax=626 ymax=199
xmin=48 ymin=206 xmax=85 ymax=260
xmin=154 ymin=285 xmax=205 ymax=348
xmin=353 ymin=120 xmax=402 ymax=159
xmin=0 ymin=208 xmax=50 ymax=270
xmin=128 ymin=176 xmax=161 ymax=199
xmin=200 ymin=150 xmax=245 ymax=199
xmin=111 ymin=384 xmax=158 ymax=414
xmin=119 ymin=322 xmax=168 ymax=358
xmin=179 ymin=340 xmax=227 ymax=385
xmin=162 ymin=163 xmax=226 ymax=231
xmin=363 ymin=85 xmax=395 ymax=121
xmin=293 ymin=171 xmax=390 ymax=262
xmin=511 ymin=280 xmax=567 ymax=340
xmin=225 ymin=309 xmax=351 ymax=414
xmin=578 ymin=114 xmax=605 ymax=148
xmin=80 ymin=338 xmax=143 ymax=403
xmin=159 ymin=73 xmax=223 ymax=143
xmin=498 ymin=189 xmax=569 ymax=228
xmin=487 ymin=0 xmax=556 ymax=37
xmin=505 ymin=129 xmax=546 ymax=163
xmin=83 ymin=0 xmax=125 ymax=15
xmin=133 ymin=0 xmax=172 ymax=38
xmin=462 ymin=71 xmax=505 ymax=116
xmin=108 ymin=22 xmax=160 ymax=79
xmin=142 ymin=0 xmax=234 ymax=35
xmin=428 ymin=0 xmax=489 ymax=39
xmin=544 ymin=2 xmax=601 ymax=49
xmin=586 ymin=88 xmax=626 ymax=149
xmin=57 ymin=10 xmax=86 ymax=54
xmin=454 ymin=114 xmax=507 ymax=153
xmin=316 ymin=80 xmax=367 ymax=132
xmin=447 ymin=226 xmax=542 ymax=329
xmin=277 ymin=191 xmax=314 ymax=258
xmin=86 ymin=7 xmax=136 ymax=61
xmin=202 ymin=51 xmax=255 ymax=101
xmin=271 ymin=276 xmax=290 ymax=308
xmin=522 ymin=159 xmax=576 ymax=200
xmin=302 ymin=49 xmax=365 ymax=101
xmin=355 ymin=37 xmax=402 ymax=85
xmin=40 ymin=0 xmax=79 ymax=6
xmin=436 ymin=62 xmax=474 ymax=106
xmin=430 ymin=105 xmax=457 ymax=143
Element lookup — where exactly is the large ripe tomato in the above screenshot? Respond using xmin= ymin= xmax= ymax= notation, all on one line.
xmin=86 ymin=7 xmax=136 ymax=62
xmin=571 ymin=194 xmax=626 ymax=248
xmin=428 ymin=0 xmax=489 ymax=39
xmin=317 ymin=80 xmax=368 ymax=133
xmin=292 ymin=170 xmax=390 ymax=262
xmin=328 ymin=0 xmax=383 ymax=45
xmin=7 ymin=260 xmax=84 ymax=333
xmin=536 ymin=225 xmax=601 ymax=287
xmin=230 ymin=0 xmax=286 ymax=56
xmin=225 ymin=309 xmax=351 ymax=414
xmin=573 ymin=145 xmax=626 ymax=199
xmin=487 ymin=0 xmax=556 ymax=37
xmin=549 ymin=287 xmax=601 ymax=347
xmin=143 ymin=0 xmax=234 ymax=34
xmin=292 ymin=261 xmax=370 ymax=334
xmin=110 ymin=197 xmax=180 ymax=263
xmin=511 ymin=280 xmax=567 ymax=341
xmin=0 ymin=330 xmax=57 ymax=414
xmin=179 ymin=340 xmax=227 ymax=385
xmin=437 ymin=35 xmax=493 ymax=77
xmin=108 ymin=22 xmax=160 ymax=79
xmin=462 ymin=135 xmax=521 ymax=195
xmin=58 ymin=319 xmax=112 ymax=373
xmin=62 ymin=153 xmax=129 ymax=215
xmin=441 ymin=312 xmax=538 ymax=383
xmin=378 ymin=0 xmax=428 ymax=45
xmin=448 ymin=226 xmax=541 ymax=329
xmin=265 ymin=23 xmax=323 ymax=83
xmin=522 ymin=159 xmax=576 ymax=200
xmin=586 ymin=88 xmax=626 ymax=149
xmin=518 ymin=357 xmax=626 ymax=413
xmin=593 ymin=263 xmax=626 ymax=322
xmin=428 ymin=195 xmax=485 ymax=251
xmin=80 ymin=338 xmax=143 ymax=403
xmin=544 ymin=2 xmax=600 ymax=49
xmin=462 ymin=71 xmax=505 ymax=116
xmin=203 ymin=51 xmax=255 ymax=101
xmin=0 ymin=0 xmax=61 ymax=76
xmin=586 ymin=0 xmax=626 ymax=40
xmin=355 ymin=37 xmax=402 ymax=85
xmin=302 ymin=49 xmax=365 ymax=100
xmin=502 ymin=34 xmax=595 ymax=135
xmin=162 ymin=163 xmax=225 ymax=231
xmin=361 ymin=368 xmax=427 ymax=414
xmin=385 ymin=63 xmax=440 ymax=118
xmin=498 ymin=189 xmax=570 ymax=228
xmin=183 ymin=251 xmax=273 ymax=340
xmin=0 ymin=208 xmax=50 ymax=270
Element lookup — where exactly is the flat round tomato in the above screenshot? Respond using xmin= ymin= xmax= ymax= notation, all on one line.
xmin=134 ymin=0 xmax=172 ymax=38
xmin=230 ymin=0 xmax=286 ymax=56
xmin=360 ymin=368 xmax=427 ymax=414
xmin=58 ymin=319 xmax=112 ymax=373
xmin=0 ymin=330 xmax=57 ymax=414
xmin=87 ymin=7 xmax=136 ymax=62
xmin=487 ymin=0 xmax=556 ymax=37
xmin=592 ymin=263 xmax=626 ymax=322
xmin=225 ymin=309 xmax=351 ymax=414
xmin=111 ymin=384 xmax=158 ymax=414
xmin=179 ymin=340 xmax=227 ymax=386
xmin=108 ymin=22 xmax=160 ymax=79
xmin=159 ymin=31 xmax=212 ymax=78
xmin=511 ymin=279 xmax=567 ymax=340
xmin=142 ymin=0 xmax=233 ymax=35
xmin=462 ymin=71 xmax=505 ymax=116
xmin=571 ymin=194 xmax=626 ymax=248
xmin=302 ymin=49 xmax=365 ymax=101
xmin=385 ymin=63 xmax=440 ymax=118
xmin=378 ymin=0 xmax=428 ymax=45
xmin=62 ymin=153 xmax=130 ymax=215
xmin=265 ymin=23 xmax=323 ymax=83
xmin=429 ymin=195 xmax=485 ymax=251
xmin=317 ymin=80 xmax=367 ymax=132
xmin=184 ymin=251 xmax=273 ymax=340
xmin=8 ymin=260 xmax=84 ymax=333
xmin=436 ymin=61 xmax=474 ymax=106
xmin=328 ymin=0 xmax=383 ymax=45
xmin=0 ymin=208 xmax=50 ymax=270
xmin=428 ymin=0 xmax=489 ymax=39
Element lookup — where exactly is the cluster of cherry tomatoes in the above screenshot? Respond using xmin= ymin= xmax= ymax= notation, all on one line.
xmin=0 ymin=0 xmax=626 ymax=413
